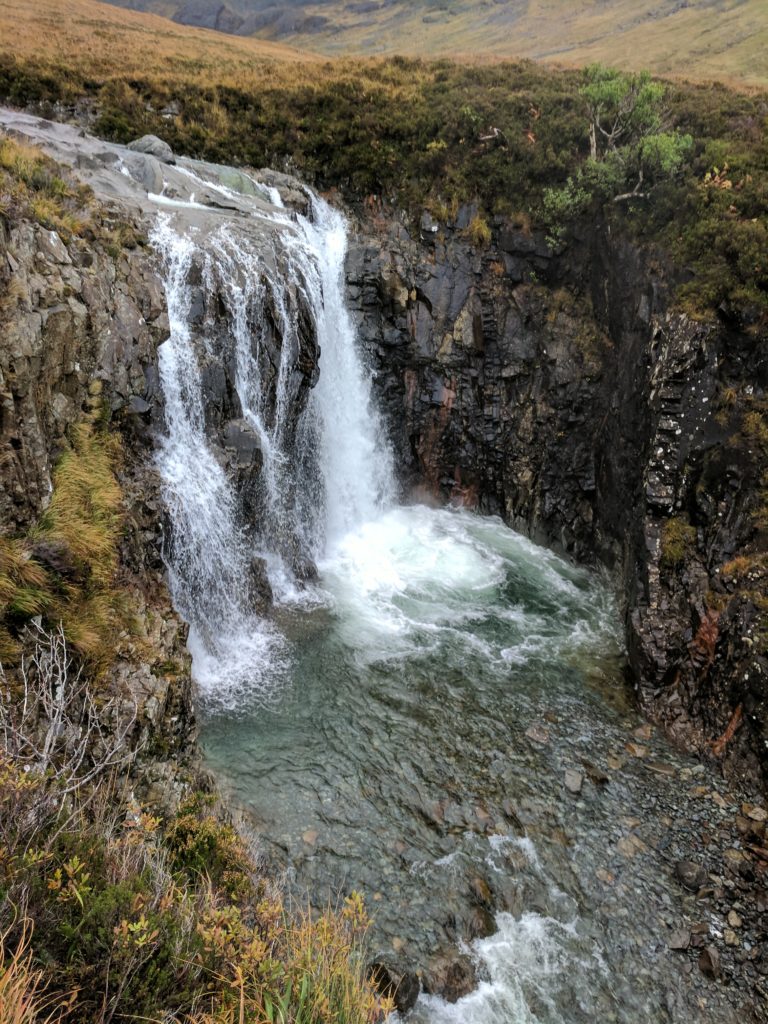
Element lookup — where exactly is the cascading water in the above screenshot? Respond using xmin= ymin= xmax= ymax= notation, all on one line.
xmin=153 ymin=187 xmax=395 ymax=703
xmin=153 ymin=173 xmax=742 ymax=1024
xmin=153 ymin=219 xmax=286 ymax=701
xmin=297 ymin=201 xmax=396 ymax=547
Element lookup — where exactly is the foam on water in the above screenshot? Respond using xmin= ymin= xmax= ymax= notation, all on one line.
xmin=408 ymin=911 xmax=605 ymax=1024
xmin=315 ymin=504 xmax=618 ymax=668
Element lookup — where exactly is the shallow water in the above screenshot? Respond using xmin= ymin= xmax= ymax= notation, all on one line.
xmin=201 ymin=504 xmax=741 ymax=1024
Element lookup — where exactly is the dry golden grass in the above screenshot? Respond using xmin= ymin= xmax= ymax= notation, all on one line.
xmin=2 ymin=0 xmax=765 ymax=92
xmin=0 ymin=921 xmax=60 ymax=1024
xmin=0 ymin=135 xmax=89 ymax=237
xmin=1 ymin=421 xmax=131 ymax=670
xmin=200 ymin=0 xmax=768 ymax=86
xmin=0 ymin=0 xmax=323 ymax=90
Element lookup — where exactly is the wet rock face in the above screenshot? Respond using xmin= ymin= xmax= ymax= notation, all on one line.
xmin=0 ymin=218 xmax=167 ymax=531
xmin=347 ymin=209 xmax=768 ymax=792
xmin=175 ymin=242 xmax=321 ymax=546
xmin=0 ymin=213 xmax=198 ymax=808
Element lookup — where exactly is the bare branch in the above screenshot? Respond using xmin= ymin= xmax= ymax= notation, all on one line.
xmin=0 ymin=621 xmax=138 ymax=797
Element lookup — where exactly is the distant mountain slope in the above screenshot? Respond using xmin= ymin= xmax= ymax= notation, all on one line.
xmin=101 ymin=0 xmax=768 ymax=85
xmin=0 ymin=0 xmax=318 ymax=84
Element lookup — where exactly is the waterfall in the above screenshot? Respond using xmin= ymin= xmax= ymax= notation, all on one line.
xmin=297 ymin=199 xmax=395 ymax=549
xmin=152 ymin=183 xmax=394 ymax=704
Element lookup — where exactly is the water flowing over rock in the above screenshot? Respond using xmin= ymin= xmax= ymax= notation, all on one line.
xmin=151 ymin=186 xmax=395 ymax=705
xmin=2 ymin=110 xmax=766 ymax=1019
xmin=346 ymin=208 xmax=768 ymax=792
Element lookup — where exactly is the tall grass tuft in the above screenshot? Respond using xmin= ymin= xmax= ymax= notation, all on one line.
xmin=0 ymin=136 xmax=89 ymax=239
xmin=0 ymin=921 xmax=61 ymax=1024
xmin=37 ymin=423 xmax=123 ymax=589
xmin=1 ymin=422 xmax=130 ymax=671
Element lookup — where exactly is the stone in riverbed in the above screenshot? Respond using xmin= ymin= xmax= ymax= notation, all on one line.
xmin=466 ymin=906 xmax=496 ymax=939
xmin=625 ymin=741 xmax=648 ymax=758
xmin=583 ymin=762 xmax=609 ymax=786
xmin=698 ymin=946 xmax=721 ymax=979
xmin=675 ymin=860 xmax=708 ymax=891
xmin=743 ymin=803 xmax=768 ymax=823
xmin=470 ymin=876 xmax=492 ymax=905
xmin=128 ymin=134 xmax=175 ymax=164
xmin=423 ymin=954 xmax=476 ymax=1003
xmin=669 ymin=928 xmax=691 ymax=950
xmin=525 ymin=723 xmax=550 ymax=744
xmin=564 ymin=769 xmax=584 ymax=794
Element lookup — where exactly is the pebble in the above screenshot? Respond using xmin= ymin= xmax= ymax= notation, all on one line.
xmin=564 ymin=769 xmax=584 ymax=794
xmin=625 ymin=742 xmax=648 ymax=758
xmin=699 ymin=946 xmax=722 ymax=979
xmin=674 ymin=860 xmax=708 ymax=891
xmin=618 ymin=834 xmax=648 ymax=858
xmin=727 ymin=910 xmax=743 ymax=928
xmin=470 ymin=877 xmax=492 ymax=905
xmin=525 ymin=723 xmax=550 ymax=744
xmin=743 ymin=803 xmax=767 ymax=823
xmin=669 ymin=928 xmax=691 ymax=950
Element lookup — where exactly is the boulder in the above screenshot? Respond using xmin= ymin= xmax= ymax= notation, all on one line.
xmin=423 ymin=953 xmax=476 ymax=1003
xmin=121 ymin=152 xmax=164 ymax=194
xmin=367 ymin=958 xmax=420 ymax=1014
xmin=128 ymin=135 xmax=175 ymax=165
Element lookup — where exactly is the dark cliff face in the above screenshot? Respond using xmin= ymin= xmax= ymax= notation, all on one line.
xmin=347 ymin=208 xmax=768 ymax=793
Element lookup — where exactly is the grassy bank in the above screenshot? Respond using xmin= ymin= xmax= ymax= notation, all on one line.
xmin=1 ymin=9 xmax=767 ymax=325
xmin=0 ymin=413 xmax=388 ymax=1024
xmin=0 ymin=755 xmax=390 ymax=1023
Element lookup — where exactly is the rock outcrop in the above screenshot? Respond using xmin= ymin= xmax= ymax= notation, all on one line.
xmin=0 ymin=202 xmax=197 ymax=807
xmin=347 ymin=207 xmax=767 ymax=792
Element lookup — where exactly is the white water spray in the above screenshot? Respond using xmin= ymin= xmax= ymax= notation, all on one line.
xmin=152 ymin=184 xmax=395 ymax=702
xmin=297 ymin=199 xmax=395 ymax=547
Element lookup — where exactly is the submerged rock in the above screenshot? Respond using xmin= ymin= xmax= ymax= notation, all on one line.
xmin=675 ymin=860 xmax=708 ymax=891
xmin=698 ymin=945 xmax=722 ymax=979
xmin=423 ymin=953 xmax=476 ymax=1003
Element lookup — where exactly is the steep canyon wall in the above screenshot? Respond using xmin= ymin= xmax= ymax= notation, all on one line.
xmin=347 ymin=208 xmax=767 ymax=790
